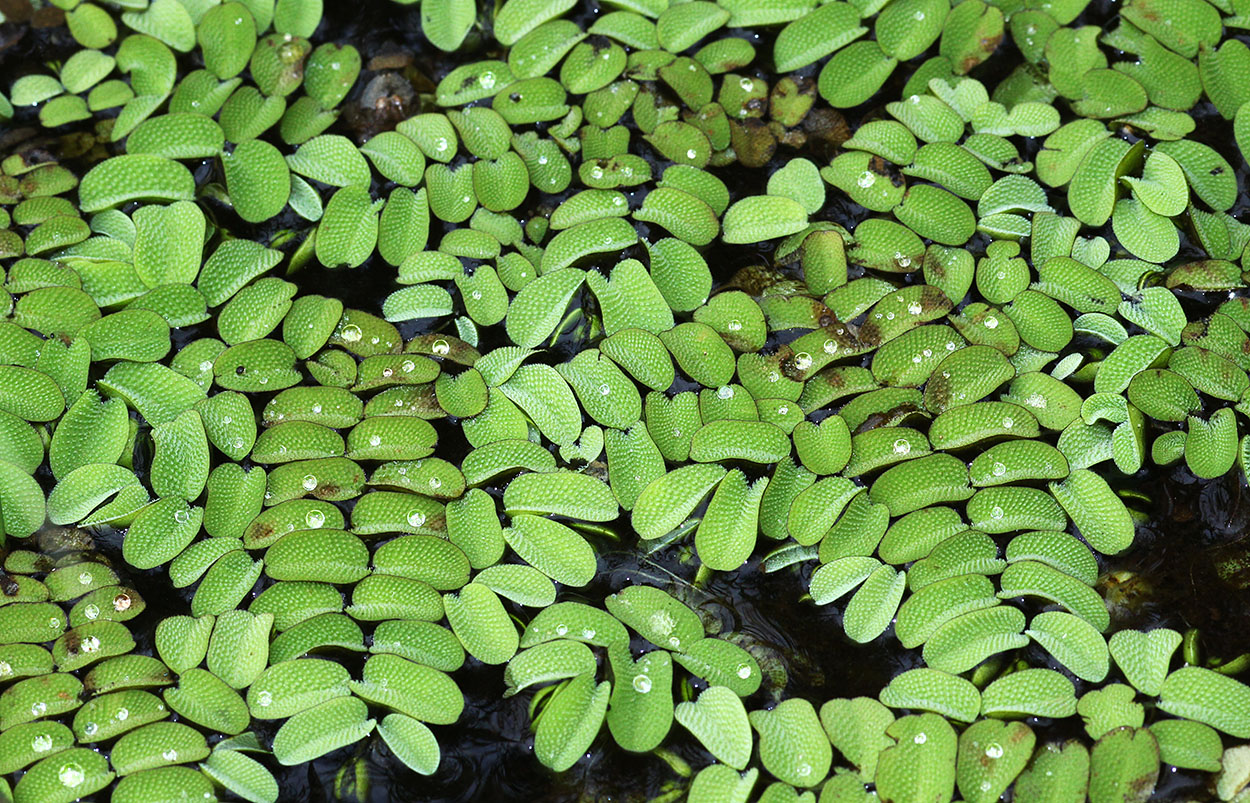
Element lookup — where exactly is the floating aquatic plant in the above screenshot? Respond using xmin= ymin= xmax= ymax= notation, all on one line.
xmin=0 ymin=0 xmax=1249 ymax=800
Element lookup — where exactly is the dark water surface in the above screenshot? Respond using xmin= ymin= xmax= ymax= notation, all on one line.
xmin=2 ymin=1 xmax=1250 ymax=801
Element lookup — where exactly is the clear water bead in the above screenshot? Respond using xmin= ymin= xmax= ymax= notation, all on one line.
xmin=407 ymin=510 xmax=426 ymax=528
xmin=59 ymin=763 xmax=84 ymax=787
xmin=985 ymin=743 xmax=1004 ymax=759
xmin=302 ymin=475 xmax=318 ymax=491
xmin=632 ymin=675 xmax=652 ymax=694
xmin=306 ymin=510 xmax=325 ymax=528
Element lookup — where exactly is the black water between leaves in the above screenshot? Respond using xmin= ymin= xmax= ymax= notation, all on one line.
xmin=2 ymin=0 xmax=1250 ymax=800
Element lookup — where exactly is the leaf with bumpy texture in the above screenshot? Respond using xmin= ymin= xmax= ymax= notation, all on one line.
xmin=534 ymin=673 xmax=610 ymax=772
xmin=1148 ymin=719 xmax=1223 ymax=772
xmin=14 ymin=748 xmax=113 ymax=803
xmin=78 ymin=155 xmax=195 ymax=212
xmin=843 ymin=564 xmax=907 ymax=644
xmin=1107 ymin=628 xmax=1180 ymax=697
xmin=880 ymin=668 xmax=981 ymax=722
xmin=875 ymin=714 xmax=956 ymax=803
xmin=200 ymin=748 xmax=280 ymax=803
xmin=0 ymin=459 xmax=49 ymax=539
xmin=272 ymin=695 xmax=374 ymax=766
xmin=378 ymin=714 xmax=441 ymax=776
xmin=695 ymin=470 xmax=765 ymax=572
xmin=721 ymin=195 xmax=810 ymax=243
xmin=1026 ymin=611 xmax=1109 ymax=682
xmin=505 ymin=268 xmax=586 ymax=348
xmin=605 ymin=585 xmax=703 ymax=652
xmin=1158 ymin=666 xmax=1250 ymax=738
xmin=956 ymin=719 xmax=1035 ymax=803
xmin=632 ymin=464 xmax=726 ymax=540
xmin=349 ymin=654 xmax=462 ymax=725
xmin=982 ymin=669 xmax=1077 ymax=719
xmin=422 ymin=0 xmax=476 ymax=51
xmin=1088 ymin=727 xmax=1158 ymax=803
xmin=316 ymin=187 xmax=381 ymax=269
xmin=223 ymin=139 xmax=291 ymax=224
xmin=1014 ymin=739 xmax=1089 ymax=802
xmin=605 ymin=643 xmax=673 ymax=753
xmin=749 ymin=698 xmax=831 ymax=788
xmin=676 ymin=686 xmax=753 ymax=769
xmin=444 ymin=583 xmax=518 ymax=666
xmin=1049 ymin=469 xmax=1135 ymax=555
xmin=503 ymin=469 xmax=617 ymax=521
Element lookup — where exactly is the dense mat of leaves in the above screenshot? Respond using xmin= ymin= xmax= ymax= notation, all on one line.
xmin=1 ymin=0 xmax=1250 ymax=800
